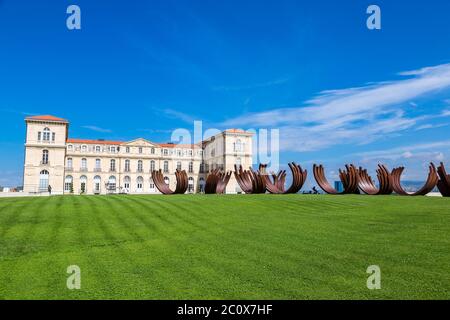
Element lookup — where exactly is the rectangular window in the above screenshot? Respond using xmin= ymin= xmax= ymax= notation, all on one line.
xmin=52 ymin=132 xmax=55 ymax=142
xmin=139 ymin=147 xmax=143 ymax=154
xmin=38 ymin=132 xmax=41 ymax=141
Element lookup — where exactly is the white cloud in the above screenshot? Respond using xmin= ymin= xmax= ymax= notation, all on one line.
xmin=160 ymin=108 xmax=197 ymax=124
xmin=223 ymin=63 xmax=450 ymax=152
xmin=81 ymin=125 xmax=112 ymax=133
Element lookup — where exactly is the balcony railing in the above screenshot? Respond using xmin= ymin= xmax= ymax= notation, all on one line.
xmin=94 ymin=167 xmax=102 ymax=172
xmin=80 ymin=167 xmax=88 ymax=172
xmin=40 ymin=161 xmax=50 ymax=166
xmin=65 ymin=167 xmax=73 ymax=172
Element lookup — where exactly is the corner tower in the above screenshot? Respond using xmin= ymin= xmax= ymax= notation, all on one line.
xmin=23 ymin=115 xmax=68 ymax=194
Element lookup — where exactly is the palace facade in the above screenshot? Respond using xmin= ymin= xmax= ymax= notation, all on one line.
xmin=23 ymin=115 xmax=253 ymax=195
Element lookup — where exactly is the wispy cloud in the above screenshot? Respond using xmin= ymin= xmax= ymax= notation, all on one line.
xmin=159 ymin=108 xmax=197 ymax=124
xmin=212 ymin=77 xmax=290 ymax=92
xmin=81 ymin=125 xmax=112 ymax=133
xmin=354 ymin=140 xmax=450 ymax=161
xmin=222 ymin=63 xmax=450 ymax=152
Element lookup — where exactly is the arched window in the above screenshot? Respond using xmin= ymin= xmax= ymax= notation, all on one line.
xmin=80 ymin=175 xmax=87 ymax=193
xmin=164 ymin=176 xmax=169 ymax=185
xmin=164 ymin=161 xmax=169 ymax=173
xmin=39 ymin=170 xmax=49 ymax=191
xmin=110 ymin=159 xmax=116 ymax=172
xmin=188 ymin=162 xmax=193 ymax=173
xmin=42 ymin=150 xmax=49 ymax=164
xmin=124 ymin=159 xmax=130 ymax=172
xmin=234 ymin=139 xmax=242 ymax=152
xmin=64 ymin=175 xmax=73 ymax=192
xmin=149 ymin=178 xmax=155 ymax=191
xmin=95 ymin=159 xmax=101 ymax=171
xmin=137 ymin=160 xmax=143 ymax=172
xmin=137 ymin=176 xmax=144 ymax=191
xmin=43 ymin=127 xmax=51 ymax=141
xmin=93 ymin=176 xmax=101 ymax=193
xmin=150 ymin=160 xmax=155 ymax=172
xmin=67 ymin=158 xmax=73 ymax=169
xmin=81 ymin=158 xmax=87 ymax=170
xmin=188 ymin=177 xmax=194 ymax=193
xmin=177 ymin=161 xmax=182 ymax=171
xmin=107 ymin=176 xmax=116 ymax=192
xmin=124 ymin=176 xmax=131 ymax=190
xmin=150 ymin=147 xmax=155 ymax=154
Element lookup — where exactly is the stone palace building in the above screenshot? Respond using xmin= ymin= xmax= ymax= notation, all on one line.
xmin=23 ymin=115 xmax=253 ymax=195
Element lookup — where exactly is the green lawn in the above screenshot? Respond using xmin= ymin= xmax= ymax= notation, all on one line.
xmin=0 ymin=194 xmax=449 ymax=299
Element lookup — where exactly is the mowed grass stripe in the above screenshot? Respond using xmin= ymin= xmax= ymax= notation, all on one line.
xmin=0 ymin=194 xmax=449 ymax=299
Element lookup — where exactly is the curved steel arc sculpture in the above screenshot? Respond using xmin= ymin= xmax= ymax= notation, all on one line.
xmin=391 ymin=163 xmax=438 ymax=196
xmin=151 ymin=169 xmax=188 ymax=195
xmin=357 ymin=165 xmax=393 ymax=195
xmin=234 ymin=165 xmax=266 ymax=194
xmin=313 ymin=164 xmax=359 ymax=194
xmin=259 ymin=162 xmax=307 ymax=194
xmin=205 ymin=169 xmax=232 ymax=194
xmin=437 ymin=162 xmax=450 ymax=197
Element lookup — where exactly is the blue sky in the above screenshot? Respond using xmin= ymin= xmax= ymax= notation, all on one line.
xmin=1 ymin=0 xmax=450 ymax=186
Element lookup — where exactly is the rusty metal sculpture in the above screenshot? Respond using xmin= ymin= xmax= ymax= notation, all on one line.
xmin=436 ymin=162 xmax=450 ymax=197
xmin=357 ymin=165 xmax=393 ymax=195
xmin=205 ymin=169 xmax=232 ymax=194
xmin=151 ymin=169 xmax=188 ymax=195
xmin=391 ymin=163 xmax=438 ymax=196
xmin=313 ymin=164 xmax=359 ymax=194
xmin=234 ymin=165 xmax=266 ymax=194
xmin=259 ymin=162 xmax=307 ymax=194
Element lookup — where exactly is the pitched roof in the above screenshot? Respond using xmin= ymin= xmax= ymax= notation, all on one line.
xmin=224 ymin=128 xmax=253 ymax=134
xmin=67 ymin=138 xmax=123 ymax=145
xmin=67 ymin=138 xmax=201 ymax=148
xmin=26 ymin=115 xmax=68 ymax=123
xmin=158 ymin=143 xmax=202 ymax=149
